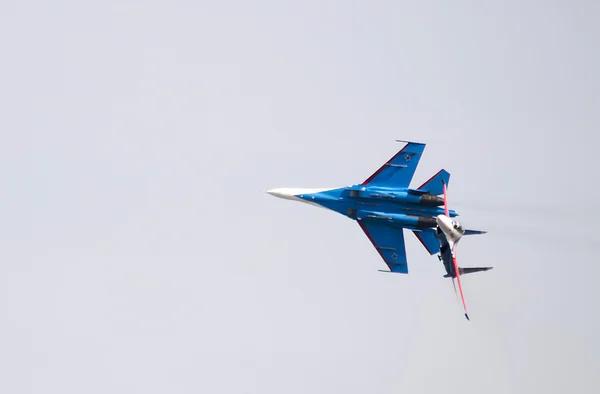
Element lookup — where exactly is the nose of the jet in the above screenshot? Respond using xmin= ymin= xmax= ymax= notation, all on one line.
xmin=266 ymin=188 xmax=299 ymax=201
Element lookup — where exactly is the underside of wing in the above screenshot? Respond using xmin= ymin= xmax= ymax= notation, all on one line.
xmin=357 ymin=221 xmax=409 ymax=273
xmin=362 ymin=142 xmax=426 ymax=188
xmin=412 ymin=228 xmax=440 ymax=255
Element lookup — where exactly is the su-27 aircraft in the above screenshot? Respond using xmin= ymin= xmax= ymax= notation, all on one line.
xmin=267 ymin=140 xmax=492 ymax=320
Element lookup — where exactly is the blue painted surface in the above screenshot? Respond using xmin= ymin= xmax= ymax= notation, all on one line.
xmin=413 ymin=228 xmax=440 ymax=256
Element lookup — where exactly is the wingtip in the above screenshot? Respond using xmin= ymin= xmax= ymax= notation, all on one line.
xmin=394 ymin=139 xmax=425 ymax=145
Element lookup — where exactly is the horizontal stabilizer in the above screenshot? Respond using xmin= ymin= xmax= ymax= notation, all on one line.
xmin=444 ymin=267 xmax=493 ymax=278
xmin=464 ymin=229 xmax=487 ymax=235
xmin=417 ymin=169 xmax=450 ymax=196
xmin=412 ymin=229 xmax=440 ymax=255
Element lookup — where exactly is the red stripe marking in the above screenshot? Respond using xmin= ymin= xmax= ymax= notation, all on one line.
xmin=443 ymin=182 xmax=449 ymax=217
xmin=362 ymin=143 xmax=409 ymax=185
xmin=357 ymin=221 xmax=391 ymax=271
xmin=452 ymin=250 xmax=469 ymax=318
xmin=413 ymin=231 xmax=433 ymax=254
xmin=417 ymin=169 xmax=444 ymax=190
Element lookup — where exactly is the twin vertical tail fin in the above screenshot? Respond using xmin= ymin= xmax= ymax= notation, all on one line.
xmin=416 ymin=169 xmax=450 ymax=196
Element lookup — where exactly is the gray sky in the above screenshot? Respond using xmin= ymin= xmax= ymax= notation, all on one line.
xmin=3 ymin=1 xmax=600 ymax=393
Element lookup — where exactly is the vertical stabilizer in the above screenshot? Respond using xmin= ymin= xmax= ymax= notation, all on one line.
xmin=416 ymin=169 xmax=450 ymax=196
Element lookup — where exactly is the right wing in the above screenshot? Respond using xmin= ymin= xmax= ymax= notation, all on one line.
xmin=357 ymin=220 xmax=409 ymax=273
xmin=362 ymin=141 xmax=426 ymax=188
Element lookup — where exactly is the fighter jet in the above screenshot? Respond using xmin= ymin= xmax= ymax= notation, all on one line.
xmin=267 ymin=140 xmax=490 ymax=319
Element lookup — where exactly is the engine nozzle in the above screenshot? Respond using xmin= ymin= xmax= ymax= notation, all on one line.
xmin=419 ymin=194 xmax=444 ymax=206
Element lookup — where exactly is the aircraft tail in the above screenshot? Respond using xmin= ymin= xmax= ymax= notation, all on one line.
xmin=412 ymin=228 xmax=440 ymax=255
xmin=416 ymin=169 xmax=450 ymax=196
xmin=444 ymin=267 xmax=493 ymax=278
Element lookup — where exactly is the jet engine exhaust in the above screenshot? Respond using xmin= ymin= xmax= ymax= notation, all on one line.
xmin=415 ymin=216 xmax=438 ymax=229
xmin=419 ymin=194 xmax=444 ymax=206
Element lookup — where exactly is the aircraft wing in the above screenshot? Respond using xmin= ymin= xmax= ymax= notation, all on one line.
xmin=412 ymin=228 xmax=440 ymax=255
xmin=357 ymin=221 xmax=409 ymax=273
xmin=362 ymin=141 xmax=426 ymax=187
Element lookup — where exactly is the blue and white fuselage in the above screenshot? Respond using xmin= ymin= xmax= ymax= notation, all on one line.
xmin=267 ymin=186 xmax=458 ymax=230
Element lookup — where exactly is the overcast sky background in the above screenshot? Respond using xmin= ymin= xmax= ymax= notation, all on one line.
xmin=2 ymin=1 xmax=599 ymax=393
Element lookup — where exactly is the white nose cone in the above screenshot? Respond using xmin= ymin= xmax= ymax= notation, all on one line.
xmin=266 ymin=187 xmax=335 ymax=200
xmin=266 ymin=187 xmax=336 ymax=209
xmin=266 ymin=188 xmax=304 ymax=201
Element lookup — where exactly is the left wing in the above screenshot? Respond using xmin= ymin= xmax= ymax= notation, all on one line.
xmin=357 ymin=220 xmax=408 ymax=273
xmin=362 ymin=141 xmax=426 ymax=187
